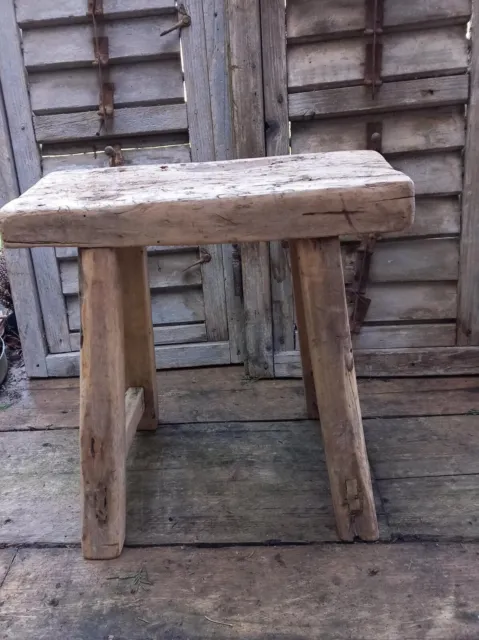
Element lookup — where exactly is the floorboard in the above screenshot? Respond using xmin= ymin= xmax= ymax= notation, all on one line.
xmin=0 ymin=368 xmax=478 ymax=430
xmin=2 ymin=544 xmax=479 ymax=640
xmin=3 ymin=415 xmax=479 ymax=545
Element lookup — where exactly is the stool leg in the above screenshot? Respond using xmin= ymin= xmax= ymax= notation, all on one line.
xmin=79 ymin=248 xmax=126 ymax=559
xmin=116 ymin=247 xmax=159 ymax=430
xmin=289 ymin=241 xmax=319 ymax=420
xmin=294 ymin=237 xmax=378 ymax=541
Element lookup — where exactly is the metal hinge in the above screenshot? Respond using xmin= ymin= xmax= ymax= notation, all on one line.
xmin=232 ymin=244 xmax=243 ymax=299
xmin=160 ymin=4 xmax=191 ymax=36
xmin=104 ymin=144 xmax=124 ymax=167
xmin=87 ymin=0 xmax=114 ymax=135
xmin=364 ymin=0 xmax=384 ymax=99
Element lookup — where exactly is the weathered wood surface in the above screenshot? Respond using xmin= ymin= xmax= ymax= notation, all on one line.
xmin=46 ymin=342 xmax=231 ymax=377
xmin=0 ymin=152 xmax=414 ymax=247
xmin=287 ymin=0 xmax=471 ymax=42
xmin=288 ymin=27 xmax=469 ymax=92
xmin=23 ymin=17 xmax=180 ymax=70
xmin=0 ymin=0 xmax=57 ymax=376
xmin=372 ymin=197 xmax=460 ymax=239
xmin=180 ymin=0 xmax=229 ymax=343
xmin=0 ymin=86 xmax=17 ymax=206
xmin=117 ymin=248 xmax=158 ymax=431
xmin=0 ymin=549 xmax=15 ymax=587
xmin=124 ymin=387 xmax=145 ymax=453
xmin=340 ymin=238 xmax=459 ymax=283
xmin=69 ymin=322 xmax=207 ymax=351
xmin=4 ymin=411 xmax=479 ymax=545
xmin=295 ymin=237 xmax=378 ymax=540
xmin=59 ymin=249 xmax=202 ymax=295
xmin=16 ymin=0 xmax=176 ymax=26
xmin=261 ymin=0 xmax=295 ymax=357
xmin=0 ymin=367 xmax=478 ymax=429
xmin=291 ymin=107 xmax=466 ymax=155
xmin=43 ymin=144 xmax=191 ymax=173
xmin=56 ymin=244 xmax=193 ymax=259
xmin=0 ymin=422 xmax=385 ymax=546
xmin=390 ymin=152 xmax=462 ymax=196
xmin=66 ymin=288 xmax=205 ymax=331
xmin=42 ymin=131 xmax=190 ymax=156
xmin=226 ymin=0 xmax=273 ymax=378
xmin=289 ymin=75 xmax=469 ymax=120
xmin=348 ymin=324 xmax=456 ymax=349
xmin=355 ymin=282 xmax=457 ymax=322
xmin=79 ymin=249 xmax=126 ymax=559
xmin=458 ymin=4 xmax=479 ymax=345
xmin=289 ymin=241 xmax=317 ymax=417
xmin=34 ymin=104 xmax=188 ymax=143
xmin=275 ymin=346 xmax=479 ymax=378
xmin=3 ymin=544 xmax=479 ymax=639
xmin=29 ymin=61 xmax=184 ymax=114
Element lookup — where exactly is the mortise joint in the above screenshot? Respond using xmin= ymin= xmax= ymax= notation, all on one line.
xmin=345 ymin=478 xmax=362 ymax=514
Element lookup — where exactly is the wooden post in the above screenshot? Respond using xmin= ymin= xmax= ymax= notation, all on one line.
xmin=79 ymin=248 xmax=126 ymax=560
xmin=289 ymin=241 xmax=318 ymax=420
xmin=116 ymin=247 xmax=158 ymax=431
xmin=226 ymin=0 xmax=274 ymax=378
xmin=294 ymin=237 xmax=378 ymax=541
xmin=457 ymin=1 xmax=479 ymax=345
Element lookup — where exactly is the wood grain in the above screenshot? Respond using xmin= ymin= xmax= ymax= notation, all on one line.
xmin=117 ymin=248 xmax=158 ymax=431
xmin=0 ymin=0 xmax=58 ymax=375
xmin=124 ymin=387 xmax=145 ymax=453
xmin=296 ymin=237 xmax=378 ymax=541
xmin=261 ymin=0 xmax=296 ymax=357
xmin=69 ymin=322 xmax=207 ymax=351
xmin=0 ymin=368 xmax=478 ymax=429
xmin=34 ymin=103 xmax=188 ymax=143
xmin=0 ymin=152 xmax=414 ymax=247
xmin=42 ymin=145 xmax=191 ymax=174
xmin=457 ymin=2 xmax=479 ymax=345
xmin=289 ymin=241 xmax=317 ymax=418
xmin=16 ymin=0 xmax=176 ymax=26
xmin=289 ymin=75 xmax=469 ymax=120
xmin=181 ymin=0 xmax=229 ymax=343
xmin=66 ymin=288 xmax=205 ymax=331
xmin=3 ymin=544 xmax=479 ymax=639
xmin=291 ymin=107 xmax=466 ymax=156
xmin=287 ymin=0 xmax=471 ymax=42
xmin=59 ymin=249 xmax=202 ymax=295
xmin=23 ymin=17 xmax=180 ymax=70
xmin=79 ymin=249 xmax=126 ymax=559
xmin=288 ymin=27 xmax=469 ymax=92
xmin=29 ymin=60 xmax=184 ymax=114
xmin=46 ymin=342 xmax=231 ymax=377
xmin=226 ymin=0 xmax=273 ymax=377
xmin=275 ymin=346 xmax=479 ymax=378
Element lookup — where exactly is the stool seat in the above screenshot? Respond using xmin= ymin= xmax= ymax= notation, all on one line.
xmin=0 ymin=151 xmax=414 ymax=560
xmin=0 ymin=151 xmax=413 ymax=248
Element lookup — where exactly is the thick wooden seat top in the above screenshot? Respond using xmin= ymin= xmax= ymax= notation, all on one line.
xmin=0 ymin=151 xmax=414 ymax=248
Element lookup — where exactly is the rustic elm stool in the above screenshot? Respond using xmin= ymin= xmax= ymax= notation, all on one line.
xmin=0 ymin=152 xmax=414 ymax=559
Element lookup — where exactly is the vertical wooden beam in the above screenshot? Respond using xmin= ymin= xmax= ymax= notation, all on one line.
xmin=181 ymin=1 xmax=229 ymax=344
xmin=296 ymin=237 xmax=378 ymax=541
xmin=203 ymin=0 xmax=245 ymax=362
xmin=457 ymin=6 xmax=479 ymax=345
xmin=0 ymin=0 xmax=70 ymax=371
xmin=116 ymin=247 xmax=158 ymax=431
xmin=289 ymin=241 xmax=318 ymax=420
xmin=260 ymin=0 xmax=295 ymax=357
xmin=226 ymin=0 xmax=273 ymax=377
xmin=0 ymin=27 xmax=48 ymax=376
xmin=79 ymin=248 xmax=126 ymax=560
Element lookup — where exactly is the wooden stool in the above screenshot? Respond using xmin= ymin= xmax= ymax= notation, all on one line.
xmin=0 ymin=152 xmax=414 ymax=559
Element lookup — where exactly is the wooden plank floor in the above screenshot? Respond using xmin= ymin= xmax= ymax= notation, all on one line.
xmin=1 ymin=366 xmax=479 ymax=639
